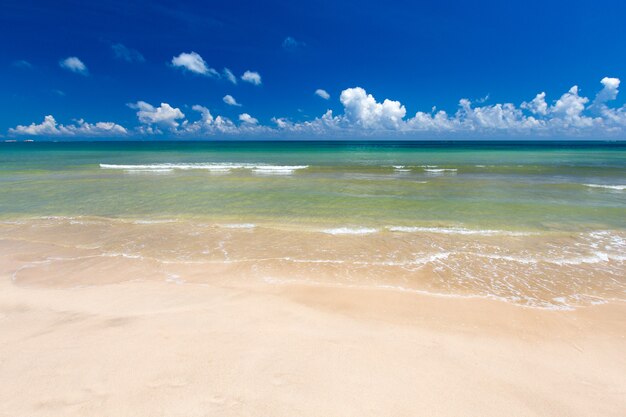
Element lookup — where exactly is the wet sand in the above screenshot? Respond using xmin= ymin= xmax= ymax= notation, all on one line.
xmin=1 ymin=219 xmax=625 ymax=416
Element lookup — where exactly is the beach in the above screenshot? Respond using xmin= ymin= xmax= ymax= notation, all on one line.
xmin=1 ymin=141 xmax=625 ymax=415
xmin=1 ymin=236 xmax=625 ymax=416
xmin=1 ymin=217 xmax=625 ymax=416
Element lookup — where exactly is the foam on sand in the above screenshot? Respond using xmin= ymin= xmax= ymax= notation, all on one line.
xmin=221 ymin=223 xmax=256 ymax=229
xmin=322 ymin=227 xmax=379 ymax=235
xmin=387 ymin=226 xmax=529 ymax=236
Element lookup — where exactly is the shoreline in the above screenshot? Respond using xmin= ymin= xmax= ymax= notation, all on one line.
xmin=2 ymin=217 xmax=624 ymax=310
xmin=1 ymin=216 xmax=624 ymax=415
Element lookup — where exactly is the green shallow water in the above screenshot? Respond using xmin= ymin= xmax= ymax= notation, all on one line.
xmin=1 ymin=141 xmax=625 ymax=232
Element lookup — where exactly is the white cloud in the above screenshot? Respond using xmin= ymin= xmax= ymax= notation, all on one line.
xmin=191 ymin=105 xmax=213 ymax=124
xmin=9 ymin=115 xmax=127 ymax=137
xmin=17 ymin=77 xmax=624 ymax=139
xmin=223 ymin=68 xmax=237 ymax=84
xmin=112 ymin=43 xmax=145 ymax=62
xmin=182 ymin=106 xmax=268 ymax=135
xmin=315 ymin=89 xmax=330 ymax=100
xmin=171 ymin=52 xmax=218 ymax=76
xmin=590 ymin=78 xmax=626 ymax=126
xmin=129 ymin=101 xmax=185 ymax=130
xmin=340 ymin=87 xmax=406 ymax=129
xmin=594 ymin=77 xmax=620 ymax=106
xmin=59 ymin=57 xmax=88 ymax=75
xmin=241 ymin=70 xmax=262 ymax=85
xmin=239 ymin=113 xmax=258 ymax=125
xmin=550 ymin=86 xmax=593 ymax=127
xmin=521 ymin=92 xmax=548 ymax=115
xmin=223 ymin=94 xmax=242 ymax=106
xmin=272 ymin=78 xmax=626 ymax=137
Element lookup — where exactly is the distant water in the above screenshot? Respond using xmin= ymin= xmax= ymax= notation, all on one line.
xmin=1 ymin=141 xmax=625 ymax=231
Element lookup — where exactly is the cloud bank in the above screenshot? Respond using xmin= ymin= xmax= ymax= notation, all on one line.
xmin=9 ymin=115 xmax=126 ymax=136
xmin=8 ymin=77 xmax=626 ymax=139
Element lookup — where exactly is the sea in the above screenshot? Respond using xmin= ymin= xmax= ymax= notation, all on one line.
xmin=1 ymin=140 xmax=625 ymax=309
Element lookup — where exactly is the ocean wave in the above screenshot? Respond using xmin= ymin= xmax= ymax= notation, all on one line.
xmin=393 ymin=165 xmax=411 ymax=172
xmin=99 ymin=163 xmax=309 ymax=174
xmin=584 ymin=184 xmax=626 ymax=190
xmin=423 ymin=168 xmax=457 ymax=173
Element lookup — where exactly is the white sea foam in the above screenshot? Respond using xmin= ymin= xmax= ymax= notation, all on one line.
xmin=322 ymin=227 xmax=379 ymax=235
xmin=392 ymin=165 xmax=411 ymax=172
xmin=424 ymin=168 xmax=457 ymax=173
xmin=221 ymin=223 xmax=256 ymax=229
xmin=387 ymin=226 xmax=529 ymax=236
xmin=133 ymin=219 xmax=177 ymax=224
xmin=252 ymin=165 xmax=308 ymax=175
xmin=476 ymin=251 xmax=624 ymax=265
xmin=100 ymin=163 xmax=309 ymax=175
xmin=125 ymin=168 xmax=174 ymax=174
xmin=165 ymin=274 xmax=185 ymax=285
xmin=584 ymin=184 xmax=626 ymax=190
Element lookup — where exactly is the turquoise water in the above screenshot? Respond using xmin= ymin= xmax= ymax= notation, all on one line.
xmin=1 ymin=141 xmax=625 ymax=231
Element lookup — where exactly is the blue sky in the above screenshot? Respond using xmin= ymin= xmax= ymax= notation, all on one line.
xmin=2 ymin=0 xmax=626 ymax=139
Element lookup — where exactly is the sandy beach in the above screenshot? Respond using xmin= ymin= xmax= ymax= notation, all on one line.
xmin=3 ymin=0 xmax=626 ymax=415
xmin=1 ymin=220 xmax=625 ymax=417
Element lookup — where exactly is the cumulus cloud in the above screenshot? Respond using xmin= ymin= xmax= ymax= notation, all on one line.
xmin=549 ymin=86 xmax=592 ymax=127
xmin=270 ymin=77 xmax=626 ymax=137
xmin=223 ymin=94 xmax=242 ymax=106
xmin=521 ymin=92 xmax=548 ymax=115
xmin=59 ymin=57 xmax=88 ymax=75
xmin=590 ymin=77 xmax=620 ymax=114
xmin=129 ymin=101 xmax=185 ymax=130
xmin=191 ymin=105 xmax=213 ymax=122
xmin=171 ymin=52 xmax=218 ymax=77
xmin=112 ymin=43 xmax=145 ymax=62
xmin=340 ymin=87 xmax=406 ymax=129
xmin=181 ymin=106 xmax=269 ymax=135
xmin=125 ymin=77 xmax=626 ymax=138
xmin=9 ymin=115 xmax=127 ymax=137
xmin=223 ymin=68 xmax=237 ymax=84
xmin=238 ymin=113 xmax=258 ymax=125
xmin=241 ymin=70 xmax=262 ymax=85
xmin=315 ymin=89 xmax=330 ymax=100
xmin=15 ymin=77 xmax=624 ymax=139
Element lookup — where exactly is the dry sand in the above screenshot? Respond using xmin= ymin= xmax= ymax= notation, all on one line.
xmin=1 ymin=272 xmax=625 ymax=416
